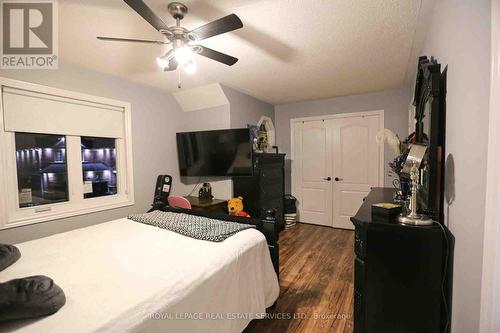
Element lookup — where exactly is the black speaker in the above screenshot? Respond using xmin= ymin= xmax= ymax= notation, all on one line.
xmin=152 ymin=175 xmax=172 ymax=209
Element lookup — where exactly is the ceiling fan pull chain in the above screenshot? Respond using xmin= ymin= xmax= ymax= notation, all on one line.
xmin=178 ymin=69 xmax=182 ymax=89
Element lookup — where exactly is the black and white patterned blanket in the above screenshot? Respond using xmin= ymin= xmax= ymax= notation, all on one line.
xmin=127 ymin=210 xmax=256 ymax=242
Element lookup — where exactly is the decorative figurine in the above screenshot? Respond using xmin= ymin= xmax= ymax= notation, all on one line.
xmin=198 ymin=183 xmax=213 ymax=202
xmin=258 ymin=123 xmax=268 ymax=152
xmin=253 ymin=138 xmax=261 ymax=153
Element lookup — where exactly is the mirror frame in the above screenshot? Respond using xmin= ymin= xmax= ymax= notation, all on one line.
xmin=413 ymin=56 xmax=447 ymax=223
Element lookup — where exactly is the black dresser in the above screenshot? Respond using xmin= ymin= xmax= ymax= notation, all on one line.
xmin=350 ymin=188 xmax=453 ymax=333
xmin=233 ymin=153 xmax=285 ymax=230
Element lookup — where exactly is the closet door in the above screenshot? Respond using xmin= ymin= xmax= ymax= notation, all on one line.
xmin=293 ymin=120 xmax=333 ymax=227
xmin=330 ymin=115 xmax=381 ymax=229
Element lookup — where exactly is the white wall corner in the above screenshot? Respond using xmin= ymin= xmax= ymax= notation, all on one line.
xmin=172 ymin=83 xmax=229 ymax=112
xmin=480 ymin=1 xmax=500 ymax=332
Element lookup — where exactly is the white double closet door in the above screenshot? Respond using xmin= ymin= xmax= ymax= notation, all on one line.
xmin=292 ymin=112 xmax=383 ymax=230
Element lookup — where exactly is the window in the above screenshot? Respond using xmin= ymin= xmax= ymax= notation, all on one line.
xmin=0 ymin=79 xmax=134 ymax=229
xmin=15 ymin=133 xmax=69 ymax=208
xmin=81 ymin=137 xmax=117 ymax=199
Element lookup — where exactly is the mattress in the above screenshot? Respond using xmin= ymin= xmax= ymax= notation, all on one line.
xmin=0 ymin=218 xmax=280 ymax=333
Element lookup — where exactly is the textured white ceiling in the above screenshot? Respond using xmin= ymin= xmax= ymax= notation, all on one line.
xmin=60 ymin=0 xmax=423 ymax=104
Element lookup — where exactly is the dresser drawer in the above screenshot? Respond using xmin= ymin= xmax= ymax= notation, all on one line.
xmin=355 ymin=226 xmax=367 ymax=259
xmin=354 ymin=289 xmax=364 ymax=333
xmin=354 ymin=256 xmax=365 ymax=333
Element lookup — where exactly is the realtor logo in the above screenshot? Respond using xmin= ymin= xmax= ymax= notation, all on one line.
xmin=1 ymin=0 xmax=58 ymax=69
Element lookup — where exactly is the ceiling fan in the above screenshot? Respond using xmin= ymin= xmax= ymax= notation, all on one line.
xmin=97 ymin=0 xmax=243 ymax=74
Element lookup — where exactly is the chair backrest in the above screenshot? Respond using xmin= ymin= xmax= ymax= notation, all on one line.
xmin=168 ymin=195 xmax=192 ymax=209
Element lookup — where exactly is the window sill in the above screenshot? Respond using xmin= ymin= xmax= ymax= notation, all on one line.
xmin=2 ymin=197 xmax=135 ymax=230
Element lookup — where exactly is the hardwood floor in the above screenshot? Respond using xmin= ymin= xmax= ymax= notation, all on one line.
xmin=244 ymin=223 xmax=355 ymax=333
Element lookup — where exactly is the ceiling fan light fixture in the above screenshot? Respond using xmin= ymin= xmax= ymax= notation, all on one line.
xmin=157 ymin=49 xmax=176 ymax=70
xmin=183 ymin=59 xmax=196 ymax=74
xmin=156 ymin=56 xmax=169 ymax=70
xmin=174 ymin=46 xmax=194 ymax=65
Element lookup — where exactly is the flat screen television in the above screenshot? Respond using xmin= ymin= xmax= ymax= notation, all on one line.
xmin=176 ymin=128 xmax=253 ymax=177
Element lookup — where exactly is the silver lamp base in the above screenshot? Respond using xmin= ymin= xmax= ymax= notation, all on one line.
xmin=398 ymin=214 xmax=433 ymax=226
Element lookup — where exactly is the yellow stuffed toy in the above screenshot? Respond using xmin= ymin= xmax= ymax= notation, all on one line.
xmin=227 ymin=196 xmax=250 ymax=217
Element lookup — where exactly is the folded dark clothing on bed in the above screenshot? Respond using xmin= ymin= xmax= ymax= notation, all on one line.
xmin=0 ymin=275 xmax=66 ymax=322
xmin=128 ymin=210 xmax=256 ymax=242
xmin=0 ymin=244 xmax=21 ymax=272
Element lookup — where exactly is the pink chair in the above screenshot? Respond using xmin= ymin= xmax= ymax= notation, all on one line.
xmin=168 ymin=195 xmax=192 ymax=209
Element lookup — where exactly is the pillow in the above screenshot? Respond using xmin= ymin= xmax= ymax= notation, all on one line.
xmin=0 ymin=244 xmax=21 ymax=272
xmin=0 ymin=275 xmax=66 ymax=322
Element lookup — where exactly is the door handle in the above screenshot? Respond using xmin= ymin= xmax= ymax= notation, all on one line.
xmin=323 ymin=177 xmax=332 ymax=181
xmin=335 ymin=177 xmax=343 ymax=181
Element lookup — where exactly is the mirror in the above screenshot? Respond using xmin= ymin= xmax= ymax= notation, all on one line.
xmin=412 ymin=56 xmax=446 ymax=223
xmin=422 ymin=98 xmax=432 ymax=143
xmin=420 ymin=98 xmax=432 ymax=211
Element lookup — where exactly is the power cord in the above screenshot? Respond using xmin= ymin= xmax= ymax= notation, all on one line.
xmin=187 ymin=176 xmax=202 ymax=197
xmin=434 ymin=221 xmax=450 ymax=333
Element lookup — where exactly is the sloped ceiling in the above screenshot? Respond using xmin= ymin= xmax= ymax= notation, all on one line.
xmin=172 ymin=83 xmax=229 ymax=112
xmin=60 ymin=0 xmax=426 ymax=104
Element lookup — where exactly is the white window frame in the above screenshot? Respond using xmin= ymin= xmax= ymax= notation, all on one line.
xmin=0 ymin=78 xmax=134 ymax=229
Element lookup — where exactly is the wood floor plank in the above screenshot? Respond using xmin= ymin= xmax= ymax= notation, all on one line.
xmin=244 ymin=223 xmax=354 ymax=333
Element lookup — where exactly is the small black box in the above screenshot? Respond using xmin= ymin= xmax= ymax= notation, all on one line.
xmin=371 ymin=203 xmax=402 ymax=221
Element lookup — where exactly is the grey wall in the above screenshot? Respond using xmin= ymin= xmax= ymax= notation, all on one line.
xmin=222 ymin=85 xmax=275 ymax=128
xmin=418 ymin=1 xmax=491 ymax=332
xmin=274 ymin=88 xmax=410 ymax=193
xmin=0 ymin=64 xmax=187 ymax=244
xmin=182 ymin=106 xmax=230 ymax=132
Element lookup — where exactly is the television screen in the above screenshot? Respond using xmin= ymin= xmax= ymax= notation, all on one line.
xmin=176 ymin=128 xmax=253 ymax=177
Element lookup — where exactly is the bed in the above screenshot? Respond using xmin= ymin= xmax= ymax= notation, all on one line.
xmin=0 ymin=214 xmax=280 ymax=333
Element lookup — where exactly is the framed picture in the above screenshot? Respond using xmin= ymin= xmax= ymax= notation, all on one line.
xmin=257 ymin=116 xmax=275 ymax=152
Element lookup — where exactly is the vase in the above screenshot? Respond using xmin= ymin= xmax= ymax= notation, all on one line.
xmin=393 ymin=178 xmax=411 ymax=204
xmin=399 ymin=179 xmax=411 ymax=199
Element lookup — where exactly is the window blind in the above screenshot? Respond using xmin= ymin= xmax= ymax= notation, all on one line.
xmin=2 ymin=87 xmax=125 ymax=138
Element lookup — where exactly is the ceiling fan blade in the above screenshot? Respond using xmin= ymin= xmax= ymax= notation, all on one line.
xmin=97 ymin=37 xmax=168 ymax=44
xmin=197 ymin=46 xmax=238 ymax=66
xmin=123 ymin=0 xmax=169 ymax=32
xmin=190 ymin=14 xmax=243 ymax=41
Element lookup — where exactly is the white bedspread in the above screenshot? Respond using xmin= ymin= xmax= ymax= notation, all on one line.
xmin=0 ymin=218 xmax=279 ymax=333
